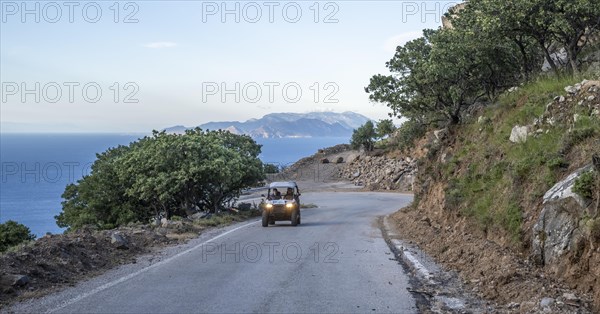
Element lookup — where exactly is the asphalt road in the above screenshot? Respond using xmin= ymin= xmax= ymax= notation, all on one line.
xmin=15 ymin=192 xmax=416 ymax=313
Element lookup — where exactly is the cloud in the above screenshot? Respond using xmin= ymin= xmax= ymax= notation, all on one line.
xmin=143 ymin=42 xmax=177 ymax=49
xmin=383 ymin=31 xmax=422 ymax=53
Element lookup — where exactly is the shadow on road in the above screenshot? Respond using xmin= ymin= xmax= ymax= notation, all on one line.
xmin=268 ymin=221 xmax=346 ymax=227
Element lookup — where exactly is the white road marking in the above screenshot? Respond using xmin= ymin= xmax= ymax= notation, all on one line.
xmin=47 ymin=220 xmax=259 ymax=313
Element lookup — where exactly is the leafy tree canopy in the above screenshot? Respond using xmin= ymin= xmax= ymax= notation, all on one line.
xmin=56 ymin=128 xmax=265 ymax=231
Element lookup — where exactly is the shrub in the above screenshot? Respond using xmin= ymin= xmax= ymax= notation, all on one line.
xmin=573 ymin=170 xmax=596 ymax=199
xmin=395 ymin=120 xmax=426 ymax=152
xmin=264 ymin=164 xmax=280 ymax=174
xmin=547 ymin=156 xmax=569 ymax=170
xmin=560 ymin=127 xmax=597 ymax=154
xmin=0 ymin=220 xmax=35 ymax=252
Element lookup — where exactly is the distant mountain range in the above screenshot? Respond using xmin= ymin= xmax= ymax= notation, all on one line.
xmin=165 ymin=111 xmax=371 ymax=138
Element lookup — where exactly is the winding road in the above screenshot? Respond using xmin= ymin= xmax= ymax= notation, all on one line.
xmin=12 ymin=191 xmax=416 ymax=313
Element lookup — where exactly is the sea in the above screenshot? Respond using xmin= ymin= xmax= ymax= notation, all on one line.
xmin=0 ymin=133 xmax=348 ymax=237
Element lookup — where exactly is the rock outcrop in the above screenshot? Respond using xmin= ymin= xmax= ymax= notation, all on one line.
xmin=532 ymin=165 xmax=593 ymax=266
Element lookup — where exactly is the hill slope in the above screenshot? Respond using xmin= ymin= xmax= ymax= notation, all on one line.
xmin=394 ymin=77 xmax=600 ymax=311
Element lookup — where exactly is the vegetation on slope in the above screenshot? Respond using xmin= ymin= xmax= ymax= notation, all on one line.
xmin=440 ymin=76 xmax=599 ymax=243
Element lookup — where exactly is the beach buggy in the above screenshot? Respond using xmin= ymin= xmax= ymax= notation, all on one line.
xmin=261 ymin=181 xmax=301 ymax=227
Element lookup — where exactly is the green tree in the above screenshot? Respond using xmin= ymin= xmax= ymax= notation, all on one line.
xmin=376 ymin=119 xmax=396 ymax=138
xmin=56 ymin=129 xmax=266 ymax=231
xmin=366 ymin=28 xmax=522 ymax=125
xmin=448 ymin=0 xmax=543 ymax=80
xmin=460 ymin=0 xmax=600 ymax=76
xmin=56 ymin=145 xmax=140 ymax=231
xmin=0 ymin=220 xmax=35 ymax=252
xmin=351 ymin=121 xmax=377 ymax=151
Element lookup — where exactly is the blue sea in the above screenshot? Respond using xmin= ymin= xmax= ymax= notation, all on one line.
xmin=0 ymin=133 xmax=348 ymax=237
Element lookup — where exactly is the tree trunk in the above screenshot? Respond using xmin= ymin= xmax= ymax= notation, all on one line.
xmin=540 ymin=43 xmax=560 ymax=76
xmin=514 ymin=38 xmax=531 ymax=81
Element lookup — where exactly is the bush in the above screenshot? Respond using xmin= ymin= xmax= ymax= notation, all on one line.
xmin=573 ymin=170 xmax=596 ymax=199
xmin=560 ymin=128 xmax=597 ymax=154
xmin=395 ymin=120 xmax=426 ymax=152
xmin=264 ymin=163 xmax=280 ymax=174
xmin=0 ymin=220 xmax=35 ymax=252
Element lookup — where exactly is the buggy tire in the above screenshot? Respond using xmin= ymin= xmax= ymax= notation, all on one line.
xmin=291 ymin=210 xmax=299 ymax=226
xmin=262 ymin=210 xmax=269 ymax=227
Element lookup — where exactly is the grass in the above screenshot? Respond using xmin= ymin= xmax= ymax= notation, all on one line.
xmin=193 ymin=210 xmax=261 ymax=228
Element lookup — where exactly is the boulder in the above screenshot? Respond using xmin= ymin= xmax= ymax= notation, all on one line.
xmin=110 ymin=233 xmax=129 ymax=249
xmin=477 ymin=116 xmax=490 ymax=124
xmin=532 ymin=165 xmax=592 ymax=265
xmin=542 ymin=164 xmax=591 ymax=207
xmin=564 ymin=85 xmax=578 ymax=94
xmin=236 ymin=202 xmax=252 ymax=211
xmin=509 ymin=125 xmax=529 ymax=143
xmin=0 ymin=274 xmax=30 ymax=287
xmin=540 ymin=297 xmax=555 ymax=308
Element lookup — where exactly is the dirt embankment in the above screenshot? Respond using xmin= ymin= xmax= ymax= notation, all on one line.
xmin=390 ymin=79 xmax=600 ymax=313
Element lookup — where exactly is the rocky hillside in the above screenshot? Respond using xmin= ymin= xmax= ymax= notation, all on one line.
xmin=391 ymin=77 xmax=600 ymax=312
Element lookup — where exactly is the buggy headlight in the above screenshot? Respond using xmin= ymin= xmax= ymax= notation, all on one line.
xmin=286 ymin=203 xmax=294 ymax=208
xmin=266 ymin=203 xmax=273 ymax=209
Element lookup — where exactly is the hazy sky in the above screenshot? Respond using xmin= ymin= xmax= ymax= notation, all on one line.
xmin=1 ymin=1 xmax=457 ymax=133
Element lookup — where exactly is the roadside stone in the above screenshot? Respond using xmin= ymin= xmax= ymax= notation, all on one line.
xmin=1 ymin=274 xmax=30 ymax=287
xmin=588 ymin=95 xmax=596 ymax=101
xmin=110 ymin=233 xmax=128 ymax=249
xmin=540 ymin=297 xmax=554 ymax=308
xmin=507 ymin=302 xmax=520 ymax=309
xmin=563 ymin=292 xmax=579 ymax=302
